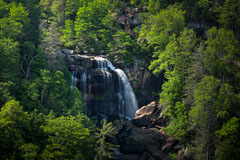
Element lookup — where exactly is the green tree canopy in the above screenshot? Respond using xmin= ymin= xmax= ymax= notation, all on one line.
xmin=41 ymin=115 xmax=95 ymax=160
xmin=204 ymin=27 xmax=240 ymax=88
xmin=140 ymin=6 xmax=185 ymax=54
xmin=0 ymin=100 xmax=29 ymax=159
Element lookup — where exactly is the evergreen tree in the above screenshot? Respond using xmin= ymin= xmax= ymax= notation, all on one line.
xmin=215 ymin=0 xmax=240 ymax=31
xmin=40 ymin=115 xmax=95 ymax=160
xmin=204 ymin=27 xmax=240 ymax=89
xmin=189 ymin=76 xmax=220 ymax=160
xmin=0 ymin=39 xmax=20 ymax=82
xmin=0 ymin=100 xmax=29 ymax=159
xmin=95 ymin=120 xmax=119 ymax=160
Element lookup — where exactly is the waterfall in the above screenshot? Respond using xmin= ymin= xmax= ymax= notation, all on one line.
xmin=70 ymin=71 xmax=77 ymax=90
xmin=81 ymin=72 xmax=87 ymax=114
xmin=115 ymin=69 xmax=138 ymax=119
xmin=94 ymin=57 xmax=115 ymax=71
xmin=71 ymin=56 xmax=138 ymax=120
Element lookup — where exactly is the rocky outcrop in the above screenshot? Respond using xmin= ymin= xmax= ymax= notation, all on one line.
xmin=67 ymin=54 xmax=94 ymax=71
xmin=110 ymin=101 xmax=185 ymax=160
xmin=124 ymin=61 xmax=164 ymax=108
xmin=132 ymin=101 xmax=157 ymax=127
xmin=120 ymin=127 xmax=164 ymax=154
xmin=116 ymin=7 xmax=142 ymax=34
xmin=113 ymin=119 xmax=169 ymax=160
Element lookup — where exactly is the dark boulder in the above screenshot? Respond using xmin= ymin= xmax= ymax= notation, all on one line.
xmin=114 ymin=154 xmax=139 ymax=160
xmin=120 ymin=127 xmax=165 ymax=154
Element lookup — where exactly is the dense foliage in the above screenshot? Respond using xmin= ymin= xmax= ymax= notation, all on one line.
xmin=138 ymin=1 xmax=240 ymax=159
xmin=0 ymin=0 xmax=118 ymax=159
xmin=0 ymin=0 xmax=239 ymax=159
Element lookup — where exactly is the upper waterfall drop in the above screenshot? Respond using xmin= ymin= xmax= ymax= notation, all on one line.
xmin=94 ymin=57 xmax=115 ymax=71
xmin=70 ymin=55 xmax=138 ymax=120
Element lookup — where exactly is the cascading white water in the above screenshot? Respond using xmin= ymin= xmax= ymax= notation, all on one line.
xmin=71 ymin=56 xmax=138 ymax=119
xmin=81 ymin=72 xmax=87 ymax=114
xmin=95 ymin=57 xmax=115 ymax=70
xmin=115 ymin=69 xmax=138 ymax=119
xmin=70 ymin=71 xmax=77 ymax=90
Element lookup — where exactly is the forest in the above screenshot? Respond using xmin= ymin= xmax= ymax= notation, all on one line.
xmin=0 ymin=0 xmax=240 ymax=159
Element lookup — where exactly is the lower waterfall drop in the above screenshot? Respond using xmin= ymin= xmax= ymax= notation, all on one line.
xmin=115 ymin=69 xmax=138 ymax=119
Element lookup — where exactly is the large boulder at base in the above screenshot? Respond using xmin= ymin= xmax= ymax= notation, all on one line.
xmin=132 ymin=101 xmax=157 ymax=126
xmin=120 ymin=126 xmax=165 ymax=154
xmin=111 ymin=119 xmax=173 ymax=160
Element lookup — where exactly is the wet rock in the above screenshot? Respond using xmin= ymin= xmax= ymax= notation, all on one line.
xmin=67 ymin=54 xmax=94 ymax=71
xmin=132 ymin=101 xmax=157 ymax=127
xmin=114 ymin=154 xmax=139 ymax=160
xmin=121 ymin=127 xmax=165 ymax=154
xmin=113 ymin=120 xmax=124 ymax=132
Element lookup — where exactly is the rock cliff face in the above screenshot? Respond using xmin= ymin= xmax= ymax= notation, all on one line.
xmin=66 ymin=52 xmax=138 ymax=121
xmin=122 ymin=59 xmax=164 ymax=108
xmin=110 ymin=101 xmax=174 ymax=160
xmin=111 ymin=101 xmax=186 ymax=160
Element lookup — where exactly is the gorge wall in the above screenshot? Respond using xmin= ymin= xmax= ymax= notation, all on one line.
xmin=121 ymin=59 xmax=164 ymax=108
xmin=62 ymin=49 xmax=163 ymax=121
